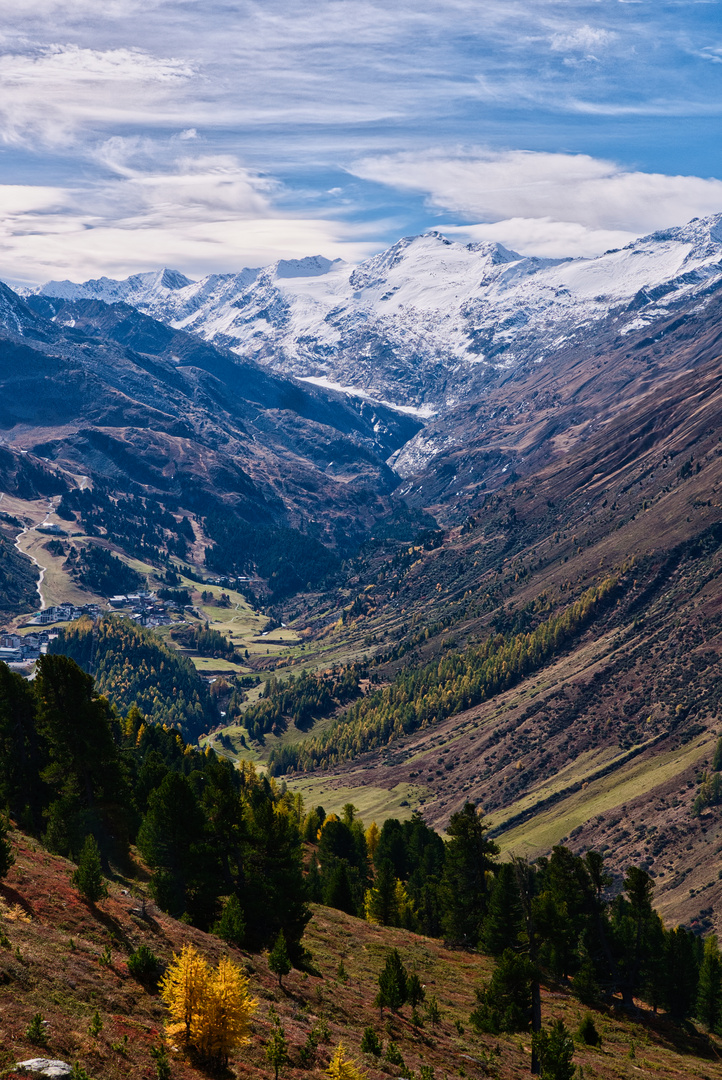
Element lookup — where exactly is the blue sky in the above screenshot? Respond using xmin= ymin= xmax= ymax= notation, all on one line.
xmin=2 ymin=0 xmax=722 ymax=283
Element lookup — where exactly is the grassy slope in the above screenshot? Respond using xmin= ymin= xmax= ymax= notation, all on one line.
xmin=238 ymin=349 xmax=722 ymax=933
xmin=2 ymin=826 xmax=722 ymax=1080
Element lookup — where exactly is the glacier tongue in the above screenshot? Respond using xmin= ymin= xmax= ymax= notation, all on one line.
xmin=32 ymin=213 xmax=722 ymax=413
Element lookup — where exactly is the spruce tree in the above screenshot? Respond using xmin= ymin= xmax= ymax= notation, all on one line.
xmin=268 ymin=930 xmax=291 ymax=988
xmin=440 ymin=803 xmax=498 ymax=945
xmin=375 ymin=948 xmax=408 ymax=1012
xmin=480 ymin=862 xmax=523 ymax=955
xmin=72 ymin=834 xmax=108 ymax=902
xmin=697 ymin=935 xmax=722 ymax=1033
xmin=213 ymin=894 xmax=245 ymax=947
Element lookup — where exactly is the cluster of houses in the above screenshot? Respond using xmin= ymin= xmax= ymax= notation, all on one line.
xmin=29 ymin=603 xmax=102 ymax=626
xmin=0 ymin=629 xmax=56 ymax=664
xmin=108 ymin=591 xmax=195 ymax=628
xmin=1 ymin=592 xmax=202 ymax=668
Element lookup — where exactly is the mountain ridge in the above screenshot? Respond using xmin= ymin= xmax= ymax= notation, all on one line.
xmin=30 ymin=213 xmax=722 ymax=419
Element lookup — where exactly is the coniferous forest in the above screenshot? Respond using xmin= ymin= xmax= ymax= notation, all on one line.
xmin=0 ymin=651 xmax=716 ymax=1065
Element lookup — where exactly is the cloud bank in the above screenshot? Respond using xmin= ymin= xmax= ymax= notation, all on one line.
xmin=349 ymin=149 xmax=722 ymax=257
xmin=0 ymin=2 xmax=721 ymax=277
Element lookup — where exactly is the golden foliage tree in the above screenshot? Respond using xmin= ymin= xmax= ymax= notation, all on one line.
xmin=160 ymin=943 xmax=210 ymax=1043
xmin=327 ymin=1043 xmax=367 ymax=1080
xmin=160 ymin=944 xmax=258 ymax=1065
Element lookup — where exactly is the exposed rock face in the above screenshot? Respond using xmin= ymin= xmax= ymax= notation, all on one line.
xmin=15 ymin=1060 xmax=72 ymax=1078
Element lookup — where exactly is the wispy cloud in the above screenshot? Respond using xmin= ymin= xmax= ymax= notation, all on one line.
xmin=0 ymin=148 xmax=378 ymax=284
xmin=0 ymin=45 xmax=196 ymax=146
xmin=0 ymin=2 xmax=721 ymax=279
xmin=550 ymin=24 xmax=617 ymax=54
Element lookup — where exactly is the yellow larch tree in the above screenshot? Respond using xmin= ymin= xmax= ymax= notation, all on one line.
xmin=365 ymin=822 xmax=380 ymax=861
xmin=328 ymin=1043 xmax=368 ymax=1080
xmin=196 ymin=954 xmax=258 ymax=1066
xmin=160 ymin=944 xmax=257 ymax=1066
xmin=160 ymin=942 xmax=210 ymax=1044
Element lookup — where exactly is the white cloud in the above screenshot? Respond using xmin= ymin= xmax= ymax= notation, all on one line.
xmin=349 ymin=148 xmax=722 ymax=254
xmin=442 ymin=218 xmax=638 ymax=259
xmin=550 ymin=25 xmax=617 ymax=53
xmin=0 ymin=153 xmax=378 ymax=285
xmin=0 ymin=45 xmax=195 ymax=146
xmin=698 ymin=45 xmax=722 ymax=64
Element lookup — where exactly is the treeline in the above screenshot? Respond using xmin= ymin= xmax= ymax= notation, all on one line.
xmin=58 ymin=486 xmax=193 ymax=562
xmin=0 ymin=656 xmax=309 ymax=956
xmin=171 ymin=622 xmax=238 ymax=661
xmin=48 ymin=616 xmax=213 ymax=739
xmin=230 ymin=667 xmax=362 ymax=739
xmin=268 ymin=575 xmax=621 ymax=774
xmin=302 ymin=800 xmax=715 ymax=1031
xmin=204 ymin=509 xmax=339 ymax=599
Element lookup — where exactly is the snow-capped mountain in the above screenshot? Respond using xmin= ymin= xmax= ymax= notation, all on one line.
xmin=33 ymin=215 xmax=722 ymax=414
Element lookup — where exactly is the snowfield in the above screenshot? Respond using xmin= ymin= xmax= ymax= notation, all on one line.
xmin=33 ymin=214 xmax=722 ymax=412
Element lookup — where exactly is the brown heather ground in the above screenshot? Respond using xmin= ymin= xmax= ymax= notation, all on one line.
xmin=2 ymin=830 xmax=722 ymax=1080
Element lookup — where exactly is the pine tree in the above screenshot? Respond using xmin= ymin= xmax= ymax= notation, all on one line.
xmin=440 ymin=803 xmax=498 ymax=945
xmin=306 ymin=854 xmax=323 ymax=902
xmin=697 ymin=935 xmax=722 ymax=1033
xmin=364 ymin=860 xmax=398 ymax=925
xmin=470 ymin=948 xmax=535 ymax=1034
xmin=662 ymin=926 xmax=701 ymax=1022
xmin=265 ymin=1012 xmax=289 ymax=1080
xmin=323 ymin=861 xmax=356 ymax=915
xmin=713 ymin=735 xmax=722 ymax=772
xmin=34 ymin=654 xmax=130 ymax=859
xmin=407 ymin=972 xmax=426 ymax=1007
xmin=360 ymin=1027 xmax=382 ymax=1055
xmin=480 ymin=862 xmax=523 ymax=955
xmin=375 ymin=948 xmax=408 ymax=1012
xmin=327 ymin=1043 xmax=367 ymax=1080
xmin=532 ymin=1019 xmax=575 ymax=1080
xmin=71 ymin=835 xmax=108 ymax=902
xmin=150 ymin=1043 xmax=171 ymax=1080
xmin=0 ymin=814 xmax=14 ymax=881
xmin=269 ymin=930 xmax=292 ymax=988
xmin=213 ymin=894 xmax=245 ymax=947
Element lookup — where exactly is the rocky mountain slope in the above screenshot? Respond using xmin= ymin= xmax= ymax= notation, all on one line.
xmin=35 ymin=214 xmax=722 ymax=418
xmin=0 ymin=283 xmax=420 ymax=554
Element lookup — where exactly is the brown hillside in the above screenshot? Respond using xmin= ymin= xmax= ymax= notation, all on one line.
xmin=2 ymin=828 xmax=722 ymax=1080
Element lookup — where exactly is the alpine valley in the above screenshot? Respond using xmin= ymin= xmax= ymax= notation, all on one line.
xmin=5 ymin=213 xmax=722 ymax=1076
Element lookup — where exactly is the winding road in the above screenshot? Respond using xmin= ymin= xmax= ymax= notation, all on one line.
xmin=1 ymin=492 xmax=55 ymax=612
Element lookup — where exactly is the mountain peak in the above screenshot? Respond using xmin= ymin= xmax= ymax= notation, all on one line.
xmin=274 ymin=255 xmax=343 ymax=279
